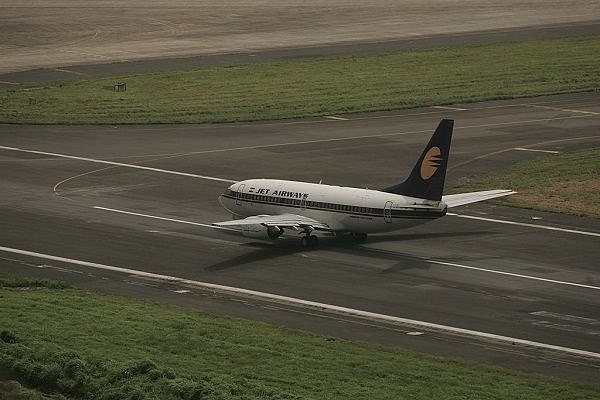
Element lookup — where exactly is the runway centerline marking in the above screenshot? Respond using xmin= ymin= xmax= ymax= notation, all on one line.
xmin=447 ymin=213 xmax=600 ymax=237
xmin=96 ymin=206 xmax=599 ymax=290
xmin=427 ymin=260 xmax=600 ymax=291
xmin=0 ymin=145 xmax=236 ymax=184
xmin=2 ymin=244 xmax=599 ymax=360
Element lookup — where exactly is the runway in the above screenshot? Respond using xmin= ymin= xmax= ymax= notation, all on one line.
xmin=1 ymin=92 xmax=599 ymax=382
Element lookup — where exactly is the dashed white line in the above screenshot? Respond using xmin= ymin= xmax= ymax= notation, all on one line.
xmin=1 ymin=244 xmax=599 ymax=360
xmin=59 ymin=49 xmax=110 ymax=59
xmin=0 ymin=145 xmax=236 ymax=184
xmin=53 ymin=68 xmax=85 ymax=76
xmin=431 ymin=105 xmax=468 ymax=111
xmin=527 ymin=104 xmax=600 ymax=116
xmin=513 ymin=147 xmax=560 ymax=154
xmin=323 ymin=115 xmax=349 ymax=121
xmin=447 ymin=213 xmax=600 ymax=237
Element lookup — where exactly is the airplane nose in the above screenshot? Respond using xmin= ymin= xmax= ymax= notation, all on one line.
xmin=218 ymin=195 xmax=233 ymax=214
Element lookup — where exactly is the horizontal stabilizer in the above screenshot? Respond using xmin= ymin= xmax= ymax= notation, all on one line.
xmin=442 ymin=190 xmax=516 ymax=208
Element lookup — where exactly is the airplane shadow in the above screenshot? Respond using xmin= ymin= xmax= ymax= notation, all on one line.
xmin=202 ymin=230 xmax=494 ymax=272
xmin=204 ymin=241 xmax=303 ymax=272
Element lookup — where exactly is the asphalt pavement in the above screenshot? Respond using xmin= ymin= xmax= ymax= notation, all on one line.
xmin=1 ymin=92 xmax=599 ymax=383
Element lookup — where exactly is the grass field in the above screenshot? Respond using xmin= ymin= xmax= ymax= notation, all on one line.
xmin=1 ymin=35 xmax=599 ymax=124
xmin=451 ymin=148 xmax=600 ymax=218
xmin=1 ymin=276 xmax=599 ymax=400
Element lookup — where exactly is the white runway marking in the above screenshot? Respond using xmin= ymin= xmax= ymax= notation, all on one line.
xmin=449 ymin=135 xmax=596 ymax=171
xmin=323 ymin=115 xmax=348 ymax=121
xmin=59 ymin=49 xmax=110 ymax=59
xmin=431 ymin=105 xmax=468 ymax=111
xmin=528 ymin=104 xmax=600 ymax=116
xmin=96 ymin=206 xmax=599 ymax=290
xmin=1 ymin=115 xmax=593 ymax=167
xmin=447 ymin=213 xmax=600 ymax=237
xmin=0 ymin=146 xmax=236 ymax=184
xmin=2 ymin=244 xmax=599 ymax=360
xmin=530 ymin=311 xmax=600 ymax=326
xmin=53 ymin=68 xmax=85 ymax=76
xmin=513 ymin=147 xmax=560 ymax=154
xmin=427 ymin=260 xmax=600 ymax=291
xmin=93 ymin=206 xmax=237 ymax=232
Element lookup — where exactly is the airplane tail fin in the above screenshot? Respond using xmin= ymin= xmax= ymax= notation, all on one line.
xmin=381 ymin=119 xmax=454 ymax=201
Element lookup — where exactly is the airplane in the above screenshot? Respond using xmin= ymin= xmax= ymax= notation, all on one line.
xmin=213 ymin=119 xmax=515 ymax=248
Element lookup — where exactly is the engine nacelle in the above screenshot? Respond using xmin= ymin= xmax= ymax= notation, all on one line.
xmin=241 ymin=224 xmax=284 ymax=240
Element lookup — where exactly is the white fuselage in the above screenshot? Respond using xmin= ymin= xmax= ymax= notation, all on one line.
xmin=219 ymin=179 xmax=447 ymax=234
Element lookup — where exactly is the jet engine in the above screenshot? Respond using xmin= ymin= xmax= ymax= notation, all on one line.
xmin=241 ymin=224 xmax=284 ymax=240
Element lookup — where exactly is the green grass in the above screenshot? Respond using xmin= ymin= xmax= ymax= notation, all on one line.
xmin=451 ymin=148 xmax=600 ymax=218
xmin=1 ymin=276 xmax=599 ymax=399
xmin=1 ymin=35 xmax=599 ymax=124
xmin=0 ymin=380 xmax=65 ymax=400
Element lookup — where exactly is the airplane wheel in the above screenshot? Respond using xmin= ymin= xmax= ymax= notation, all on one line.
xmin=301 ymin=235 xmax=319 ymax=249
xmin=351 ymin=232 xmax=368 ymax=243
xmin=300 ymin=236 xmax=309 ymax=249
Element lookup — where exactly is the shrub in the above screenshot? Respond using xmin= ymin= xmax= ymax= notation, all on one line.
xmin=0 ymin=330 xmax=19 ymax=343
xmin=0 ymin=333 xmax=217 ymax=399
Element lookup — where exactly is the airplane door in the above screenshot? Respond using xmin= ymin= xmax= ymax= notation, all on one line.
xmin=236 ymin=183 xmax=245 ymax=206
xmin=384 ymin=201 xmax=393 ymax=223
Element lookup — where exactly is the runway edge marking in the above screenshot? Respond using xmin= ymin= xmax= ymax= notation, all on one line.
xmin=2 ymin=244 xmax=600 ymax=361
xmin=447 ymin=213 xmax=600 ymax=237
xmin=427 ymin=260 xmax=600 ymax=291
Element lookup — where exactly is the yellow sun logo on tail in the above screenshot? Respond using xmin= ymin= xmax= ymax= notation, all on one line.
xmin=420 ymin=146 xmax=442 ymax=180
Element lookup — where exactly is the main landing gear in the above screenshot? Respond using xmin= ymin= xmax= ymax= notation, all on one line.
xmin=300 ymin=235 xmax=319 ymax=249
xmin=299 ymin=226 xmax=319 ymax=249
xmin=350 ymin=232 xmax=368 ymax=243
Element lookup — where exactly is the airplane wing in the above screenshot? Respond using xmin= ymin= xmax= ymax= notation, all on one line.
xmin=213 ymin=213 xmax=332 ymax=232
xmin=442 ymin=189 xmax=516 ymax=208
